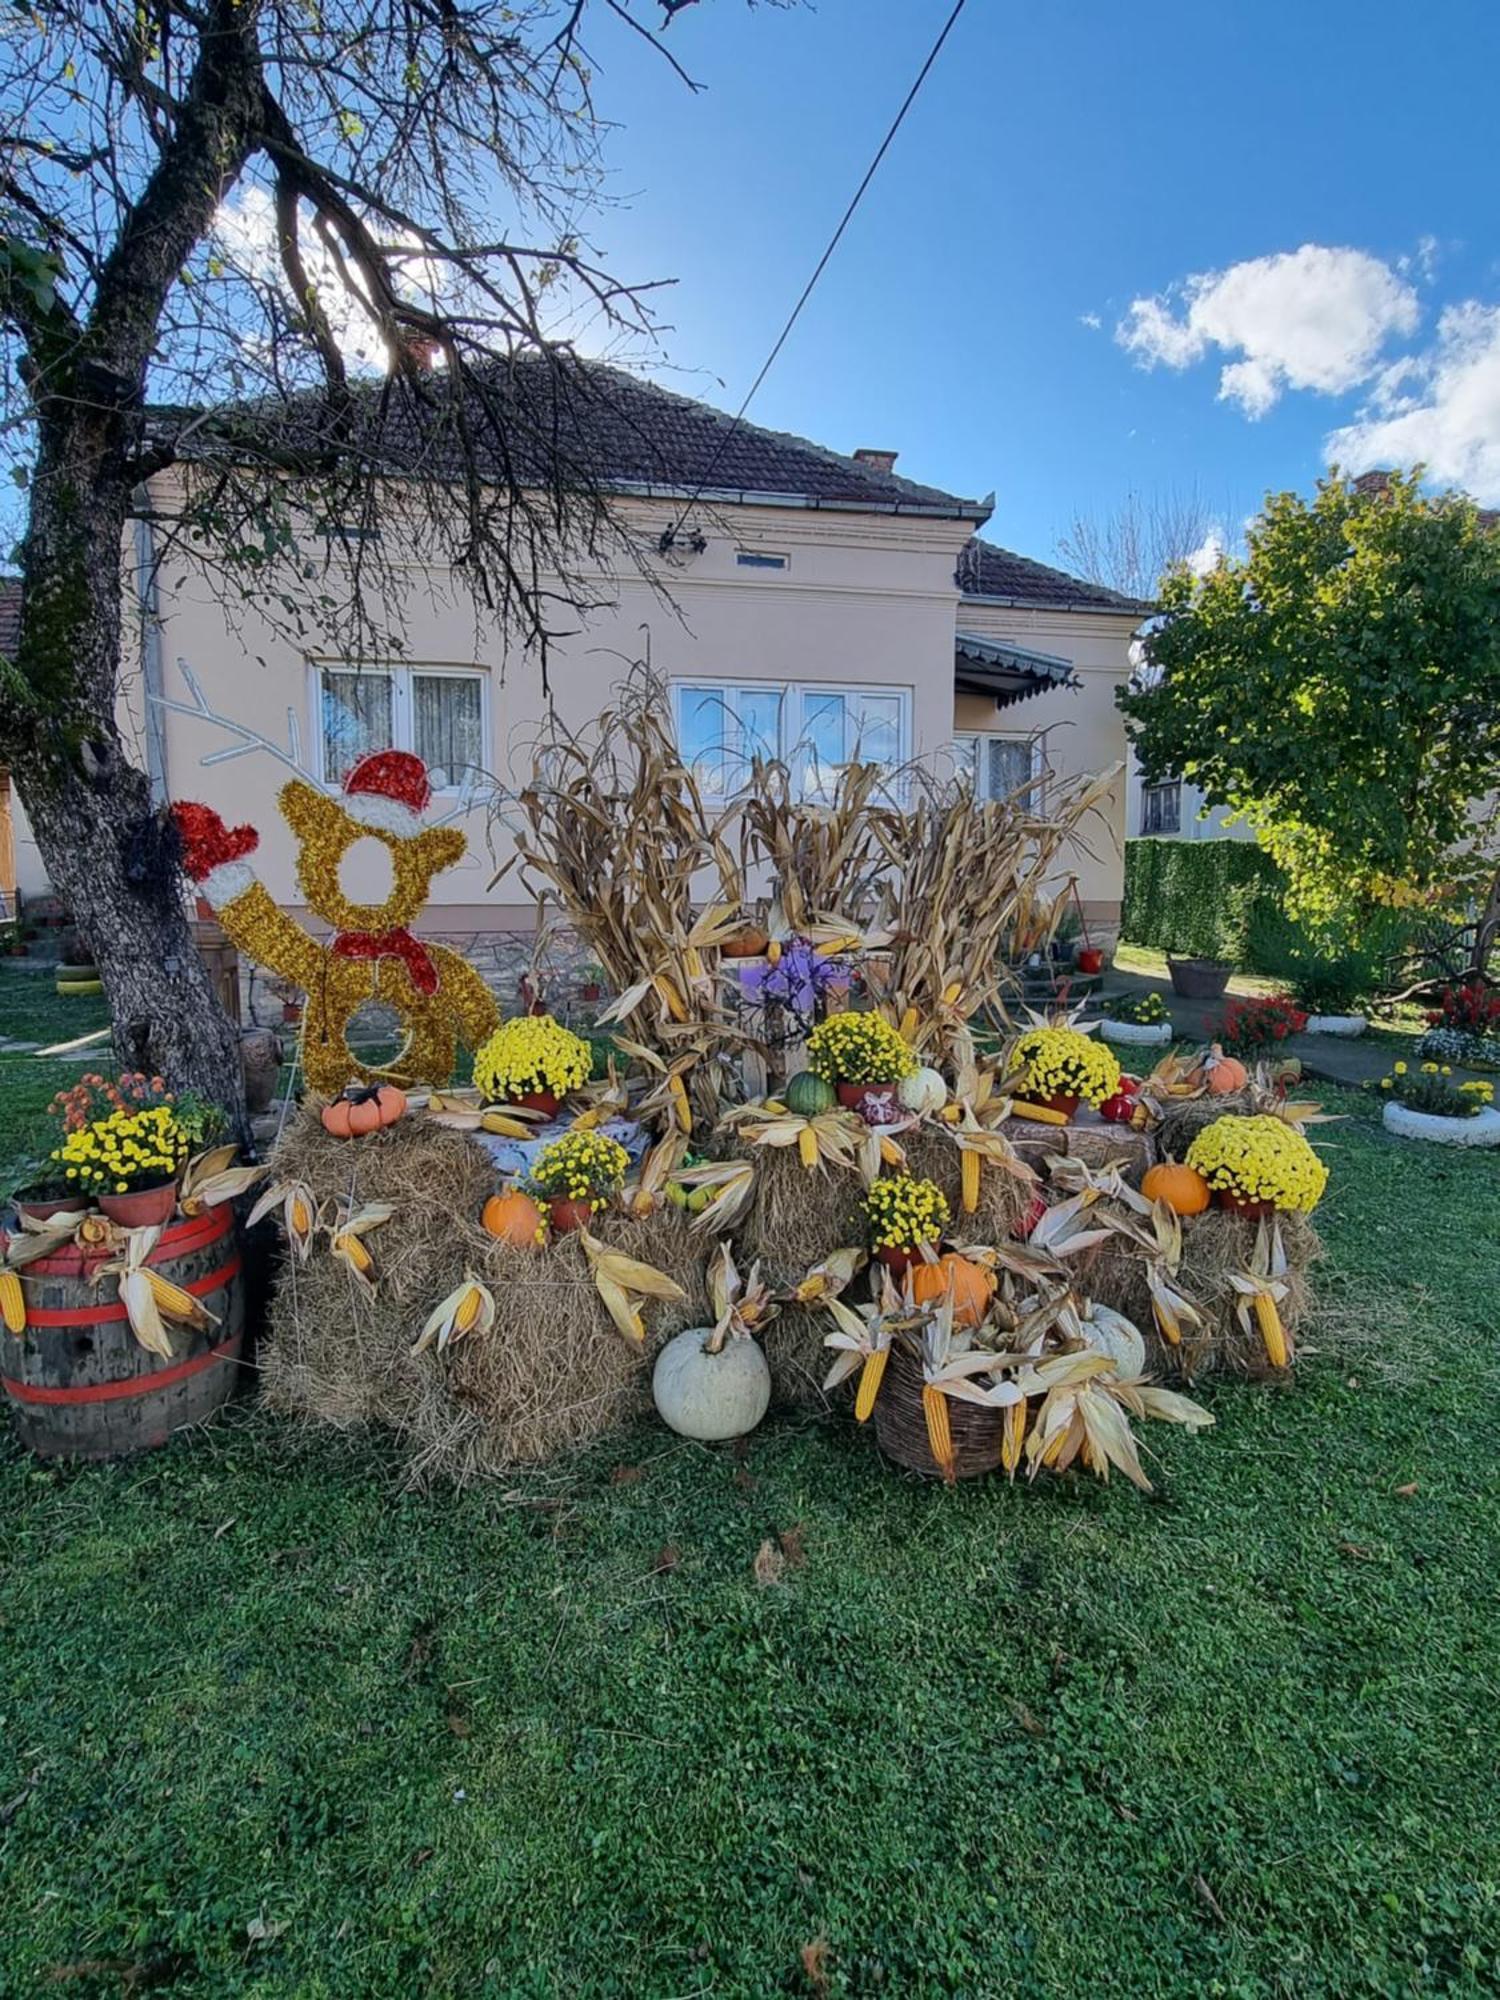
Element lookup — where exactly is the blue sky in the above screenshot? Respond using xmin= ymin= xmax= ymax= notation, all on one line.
xmin=583 ymin=0 xmax=1500 ymax=565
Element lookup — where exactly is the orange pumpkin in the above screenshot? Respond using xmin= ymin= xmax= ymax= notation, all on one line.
xmin=482 ymin=1187 xmax=545 ymax=1249
xmin=1141 ymin=1162 xmax=1211 ymax=1216
xmin=909 ymin=1251 xmax=996 ymax=1328
xmin=1192 ymin=1046 xmax=1247 ymax=1096
xmin=321 ymin=1083 xmax=407 ymax=1139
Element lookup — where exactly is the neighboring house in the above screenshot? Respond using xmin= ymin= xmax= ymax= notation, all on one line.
xmin=7 ymin=369 xmax=1149 ymax=937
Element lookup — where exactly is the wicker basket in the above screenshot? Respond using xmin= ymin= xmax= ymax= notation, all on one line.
xmin=872 ymin=1342 xmax=1004 ymax=1481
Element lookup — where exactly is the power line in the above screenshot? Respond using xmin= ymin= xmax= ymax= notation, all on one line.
xmin=664 ymin=0 xmax=972 ymax=542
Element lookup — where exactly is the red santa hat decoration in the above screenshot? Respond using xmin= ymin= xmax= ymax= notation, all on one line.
xmin=340 ymin=751 xmax=434 ymax=833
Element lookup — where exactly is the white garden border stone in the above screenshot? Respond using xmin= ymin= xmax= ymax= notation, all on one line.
xmin=1383 ymin=1101 xmax=1500 ymax=1148
xmin=1304 ymin=1014 xmax=1367 ymax=1037
xmin=1097 ymin=1018 xmax=1172 ymax=1046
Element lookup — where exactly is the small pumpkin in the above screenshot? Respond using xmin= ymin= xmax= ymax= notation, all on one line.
xmin=321 ymin=1082 xmax=407 ymax=1139
xmin=1192 ymin=1045 xmax=1248 ymax=1096
xmin=652 ymin=1328 xmax=771 ymax=1440
xmin=721 ymin=926 xmax=770 ymax=959
xmin=482 ymin=1187 xmax=545 ymax=1248
xmin=1141 ymin=1161 xmax=1211 ymax=1216
xmin=785 ymin=1070 xmax=837 ymax=1117
xmin=897 ymin=1065 xmax=948 ymax=1116
xmin=909 ymin=1251 xmax=996 ymax=1328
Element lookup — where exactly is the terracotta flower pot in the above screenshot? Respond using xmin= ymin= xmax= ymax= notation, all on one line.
xmin=1022 ymin=1091 xmax=1081 ymax=1119
xmin=16 ymin=1193 xmax=85 ymax=1225
xmin=836 ymin=1080 xmax=899 ymax=1123
xmin=876 ymin=1243 xmax=926 ymax=1274
xmin=548 ymin=1196 xmax=597 ymax=1234
xmin=510 ymin=1089 xmax=561 ymax=1118
xmin=1216 ymin=1189 xmax=1275 ymax=1219
xmin=99 ymin=1179 xmax=179 ymax=1229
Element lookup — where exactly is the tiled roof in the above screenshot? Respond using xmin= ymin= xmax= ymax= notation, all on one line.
xmin=0 ymin=577 xmax=19 ymax=658
xmin=168 ymin=358 xmax=993 ymax=522
xmin=955 ymin=631 xmax=1079 ymax=709
xmin=957 ymin=537 xmax=1153 ymax=615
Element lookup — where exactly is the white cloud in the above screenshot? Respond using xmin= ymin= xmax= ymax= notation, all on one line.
xmin=1184 ymin=526 xmax=1227 ymax=575
xmin=1079 ymin=311 xmax=1102 ymax=331
xmin=1327 ymin=300 xmax=1500 ymax=503
xmin=1116 ymin=244 xmax=1420 ymax=417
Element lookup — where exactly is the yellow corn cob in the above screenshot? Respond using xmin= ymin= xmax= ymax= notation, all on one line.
xmin=941 ymin=981 xmax=963 ymax=1007
xmin=922 ymin=1383 xmax=956 ymax=1483
xmin=334 ymin=1232 xmax=373 ymax=1275
xmin=797 ymin=1127 xmax=819 ymax=1169
xmin=1008 ymin=1101 xmax=1069 ymax=1126
xmin=766 ymin=938 xmax=782 ymax=967
xmin=0 ymin=1271 xmax=25 ymax=1336
xmin=897 ymin=1006 xmax=919 ymax=1042
xmin=939 ymin=1102 xmax=962 ymax=1124
xmin=1153 ymin=1299 xmax=1182 ymax=1346
xmin=854 ymin=1347 xmax=888 ymax=1422
xmin=669 ymin=1074 xmax=692 ymax=1134
xmin=453 ymin=1284 xmax=484 ymax=1334
xmin=570 ymin=1106 xmax=607 ymax=1131
xmin=878 ymin=1136 xmax=904 ymax=1166
xmin=144 ymin=1274 xmax=199 ymax=1318
xmin=1001 ymin=1398 xmax=1026 ymax=1478
xmin=653 ymin=973 xmax=687 ymax=1023
xmin=1254 ymin=1291 xmax=1288 ymax=1368
xmin=961 ymin=1147 xmax=981 ymax=1214
xmin=289 ymin=1194 xmax=312 ymax=1237
xmin=684 ymin=946 xmax=705 ymax=981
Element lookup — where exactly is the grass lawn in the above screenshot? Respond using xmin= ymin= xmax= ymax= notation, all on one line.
xmin=3 ymin=1024 xmax=1500 ymax=1993
xmin=0 ymin=966 xmax=112 ymax=1188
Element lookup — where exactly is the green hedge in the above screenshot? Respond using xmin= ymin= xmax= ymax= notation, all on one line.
xmin=1121 ymin=838 xmax=1284 ymax=962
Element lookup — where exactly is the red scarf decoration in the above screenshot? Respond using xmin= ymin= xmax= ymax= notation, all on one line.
xmin=331 ymin=927 xmax=439 ymax=995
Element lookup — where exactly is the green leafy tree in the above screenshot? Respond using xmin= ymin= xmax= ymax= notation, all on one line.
xmin=1120 ymin=471 xmax=1500 ymax=957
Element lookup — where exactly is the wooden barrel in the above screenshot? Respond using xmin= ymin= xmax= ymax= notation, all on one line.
xmin=2 ymin=1206 xmax=244 ymax=1459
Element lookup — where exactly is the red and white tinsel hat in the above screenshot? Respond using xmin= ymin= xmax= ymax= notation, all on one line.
xmin=341 ymin=751 xmax=433 ymax=834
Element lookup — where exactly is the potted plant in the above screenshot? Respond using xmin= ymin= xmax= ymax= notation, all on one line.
xmin=577 ymin=963 xmax=607 ymax=1004
xmin=1167 ymin=954 xmax=1233 ymax=1001
xmin=1378 ymin=1062 xmax=1500 ymax=1148
xmin=1184 ymin=1113 xmax=1328 ymax=1218
xmin=473 ymin=1014 xmax=592 ymax=1118
xmin=863 ymin=1173 xmax=950 ymax=1272
xmin=5 ymin=1158 xmax=86 ymax=1226
xmin=806 ymin=1010 xmax=917 ymax=1124
xmin=524 ymin=1129 xmax=630 ymax=1232
xmin=1097 ymin=990 xmax=1172 ymax=1045
xmin=50 ymin=1100 xmax=189 ymax=1226
xmin=1291 ymin=962 xmax=1373 ymax=1036
xmin=1215 ymin=994 xmax=1307 ymax=1056
xmin=1007 ymin=1026 xmax=1120 ymax=1119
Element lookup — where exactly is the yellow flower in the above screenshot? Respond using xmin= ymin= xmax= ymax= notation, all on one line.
xmin=1394 ymin=1061 xmax=1408 ymax=1075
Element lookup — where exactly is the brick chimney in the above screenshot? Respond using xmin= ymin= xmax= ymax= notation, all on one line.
xmin=1351 ymin=468 xmax=1394 ymax=498
xmin=852 ymin=447 xmax=899 ymax=475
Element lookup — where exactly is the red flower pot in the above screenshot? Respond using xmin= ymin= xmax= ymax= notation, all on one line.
xmin=1021 ymin=1092 xmax=1080 ymax=1119
xmin=548 ymin=1197 xmax=597 ymax=1234
xmin=1076 ymin=948 xmax=1104 ymax=975
xmin=836 ymin=1081 xmax=899 ymax=1124
xmin=16 ymin=1193 xmax=85 ymax=1225
xmin=1216 ymin=1190 xmax=1275 ymax=1219
xmin=876 ymin=1243 xmax=931 ymax=1274
xmin=510 ymin=1090 xmax=561 ymax=1118
xmin=99 ymin=1179 xmax=179 ymax=1229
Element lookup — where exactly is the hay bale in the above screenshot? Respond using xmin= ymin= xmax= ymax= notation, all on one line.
xmin=1081 ymin=1207 xmax=1321 ymax=1381
xmin=1064 ymin=1119 xmax=1157 ymax=1183
xmin=1151 ymin=1091 xmax=1253 ymax=1162
xmin=901 ymin=1124 xmax=1038 ymax=1242
xmin=722 ymin=1141 xmax=867 ymax=1289
xmin=761 ymin=1302 xmax=836 ymax=1411
xmin=259 ymin=1109 xmax=711 ymax=1484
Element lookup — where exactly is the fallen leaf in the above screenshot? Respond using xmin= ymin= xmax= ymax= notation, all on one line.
xmin=778 ymin=1523 xmax=807 ymax=1568
xmin=246 ymin=1914 xmax=289 ymax=1945
xmin=651 ymin=1543 xmax=680 ymax=1574
xmin=1193 ymin=1874 xmax=1226 ymax=1924
xmin=609 ymin=1463 xmax=643 ymax=1486
xmin=1393 ymin=1481 xmax=1419 ymax=1498
xmin=213 ymin=1517 xmax=237 ymax=1540
xmin=753 ymin=1538 xmax=786 ymax=1587
xmin=800 ymin=1936 xmax=831 ymax=1994
xmin=1012 ymin=1702 xmax=1045 ymax=1739
xmin=1337 ymin=1540 xmax=1373 ymax=1561
xmin=447 ymin=1711 xmax=471 ymax=1738
xmin=732 ymin=1462 xmax=757 ymax=1494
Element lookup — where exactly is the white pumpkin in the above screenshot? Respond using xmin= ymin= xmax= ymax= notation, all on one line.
xmin=1078 ymin=1303 xmax=1146 ymax=1378
xmin=651 ymin=1328 xmax=771 ymax=1441
xmin=897 ymin=1065 xmax=947 ymax=1116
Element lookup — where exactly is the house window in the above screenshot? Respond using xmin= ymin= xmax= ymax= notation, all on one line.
xmin=1141 ymin=780 xmax=1182 ymax=835
xmin=316 ymin=666 xmax=485 ymax=790
xmin=955 ymin=731 xmax=1043 ymax=805
xmin=672 ymin=681 xmax=909 ymax=799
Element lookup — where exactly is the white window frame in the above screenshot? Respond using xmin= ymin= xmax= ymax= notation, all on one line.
xmin=954 ymin=729 xmax=1046 ymax=806
xmin=307 ymin=662 xmax=489 ymax=796
xmin=1140 ymin=778 xmax=1183 ymax=836
xmin=670 ymin=678 xmax=911 ymax=801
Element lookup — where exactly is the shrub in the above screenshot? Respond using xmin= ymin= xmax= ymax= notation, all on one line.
xmin=1425 ymin=980 xmax=1500 ymax=1036
xmin=1121 ymin=839 xmax=1283 ymax=961
xmin=1216 ymin=994 xmax=1307 ymax=1055
xmin=1111 ymin=991 xmax=1169 ymax=1026
xmin=1379 ymin=1061 xmax=1492 ymax=1119
xmin=1243 ymin=903 xmax=1392 ymax=1013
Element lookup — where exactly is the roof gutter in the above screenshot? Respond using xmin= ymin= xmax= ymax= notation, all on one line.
xmin=959 ymin=588 xmax=1154 ymax=619
xmin=609 ymin=479 xmax=995 ymax=525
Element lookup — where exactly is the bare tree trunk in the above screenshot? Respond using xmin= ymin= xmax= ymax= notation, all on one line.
xmin=8 ymin=432 xmax=247 ymax=1135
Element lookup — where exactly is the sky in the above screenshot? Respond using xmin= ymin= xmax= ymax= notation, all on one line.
xmin=570 ymin=0 xmax=1500 ymax=568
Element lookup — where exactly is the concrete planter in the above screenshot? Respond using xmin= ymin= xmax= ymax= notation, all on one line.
xmin=1305 ymin=1013 xmax=1367 ymax=1037
xmin=1383 ymin=1101 xmax=1500 ymax=1149
xmin=1097 ymin=1018 xmax=1172 ymax=1046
